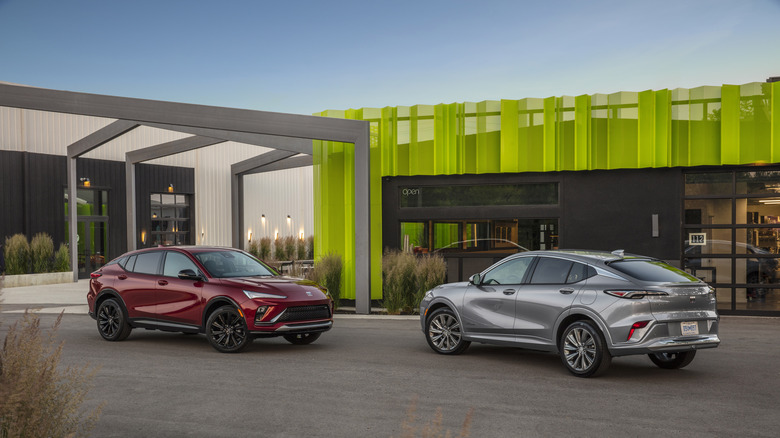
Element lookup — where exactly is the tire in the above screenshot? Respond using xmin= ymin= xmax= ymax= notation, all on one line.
xmin=559 ymin=320 xmax=611 ymax=378
xmin=425 ymin=308 xmax=471 ymax=355
xmin=206 ymin=306 xmax=251 ymax=353
xmin=96 ymin=298 xmax=132 ymax=341
xmin=283 ymin=332 xmax=321 ymax=345
xmin=648 ymin=350 xmax=697 ymax=369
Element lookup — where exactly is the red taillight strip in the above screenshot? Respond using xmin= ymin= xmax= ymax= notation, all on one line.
xmin=605 ymin=290 xmax=669 ymax=299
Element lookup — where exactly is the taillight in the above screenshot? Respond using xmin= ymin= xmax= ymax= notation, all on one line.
xmin=627 ymin=320 xmax=650 ymax=341
xmin=605 ymin=290 xmax=669 ymax=299
xmin=90 ymin=272 xmax=102 ymax=279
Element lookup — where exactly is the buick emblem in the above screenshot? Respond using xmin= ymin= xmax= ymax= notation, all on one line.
xmin=306 ymin=291 xmax=313 ymax=296
xmin=689 ymin=296 xmax=696 ymax=303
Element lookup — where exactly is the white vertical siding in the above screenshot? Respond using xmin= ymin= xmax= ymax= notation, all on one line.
xmin=1 ymin=107 xmax=315 ymax=250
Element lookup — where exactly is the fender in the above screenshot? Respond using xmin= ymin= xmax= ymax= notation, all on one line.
xmin=91 ymin=288 xmax=128 ymax=320
xmin=201 ymin=295 xmax=242 ymax=328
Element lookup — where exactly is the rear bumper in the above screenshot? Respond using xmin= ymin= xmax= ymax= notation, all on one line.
xmin=611 ymin=334 xmax=720 ymax=356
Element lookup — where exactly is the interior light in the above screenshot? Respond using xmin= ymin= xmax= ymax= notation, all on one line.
xmin=168 ymin=184 xmax=174 ymax=193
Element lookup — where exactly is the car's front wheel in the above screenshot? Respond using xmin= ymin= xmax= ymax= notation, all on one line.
xmin=648 ymin=350 xmax=696 ymax=369
xmin=560 ymin=320 xmax=611 ymax=377
xmin=425 ymin=308 xmax=470 ymax=355
xmin=206 ymin=306 xmax=250 ymax=353
xmin=96 ymin=298 xmax=132 ymax=341
xmin=283 ymin=332 xmax=321 ymax=345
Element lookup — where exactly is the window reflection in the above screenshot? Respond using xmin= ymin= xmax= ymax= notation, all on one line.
xmin=400 ymin=219 xmax=558 ymax=254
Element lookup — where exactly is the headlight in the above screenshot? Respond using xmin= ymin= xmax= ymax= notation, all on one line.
xmin=243 ymin=290 xmax=287 ymax=300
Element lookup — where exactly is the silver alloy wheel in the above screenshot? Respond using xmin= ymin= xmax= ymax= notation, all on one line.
xmin=429 ymin=313 xmax=462 ymax=351
xmin=563 ymin=326 xmax=597 ymax=372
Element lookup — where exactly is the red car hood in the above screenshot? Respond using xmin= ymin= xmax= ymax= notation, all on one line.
xmin=220 ymin=276 xmax=329 ymax=301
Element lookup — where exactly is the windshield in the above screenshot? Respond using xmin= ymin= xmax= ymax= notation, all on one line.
xmin=194 ymin=251 xmax=276 ymax=278
xmin=609 ymin=260 xmax=700 ymax=283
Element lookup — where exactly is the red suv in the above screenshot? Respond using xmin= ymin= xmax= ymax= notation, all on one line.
xmin=87 ymin=246 xmax=333 ymax=353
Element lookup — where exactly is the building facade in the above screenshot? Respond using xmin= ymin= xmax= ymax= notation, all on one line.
xmin=314 ymin=81 xmax=780 ymax=316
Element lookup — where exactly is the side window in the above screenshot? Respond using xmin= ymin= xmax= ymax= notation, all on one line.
xmin=481 ymin=257 xmax=533 ymax=285
xmin=530 ymin=257 xmax=573 ymax=284
xmin=163 ymin=252 xmax=199 ymax=277
xmin=566 ymin=262 xmax=595 ymax=284
xmin=132 ymin=252 xmax=163 ymax=275
xmin=124 ymin=255 xmax=137 ymax=272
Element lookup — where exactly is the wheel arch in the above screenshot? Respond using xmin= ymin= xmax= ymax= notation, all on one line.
xmin=202 ymin=296 xmax=242 ymax=329
xmin=95 ymin=289 xmax=128 ymax=318
xmin=555 ymin=309 xmax=612 ymax=352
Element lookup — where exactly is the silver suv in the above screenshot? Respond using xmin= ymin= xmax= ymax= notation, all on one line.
xmin=419 ymin=250 xmax=720 ymax=377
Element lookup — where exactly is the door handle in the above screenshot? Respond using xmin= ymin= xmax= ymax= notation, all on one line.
xmin=118 ymin=274 xmax=127 ymax=280
xmin=158 ymin=280 xmax=168 ymax=286
xmin=559 ymin=288 xmax=575 ymax=295
xmin=503 ymin=289 xmax=516 ymax=295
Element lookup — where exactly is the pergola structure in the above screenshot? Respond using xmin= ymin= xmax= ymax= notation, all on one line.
xmin=0 ymin=83 xmax=372 ymax=314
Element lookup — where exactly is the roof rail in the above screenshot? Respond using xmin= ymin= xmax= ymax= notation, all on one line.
xmin=611 ymin=249 xmax=625 ymax=258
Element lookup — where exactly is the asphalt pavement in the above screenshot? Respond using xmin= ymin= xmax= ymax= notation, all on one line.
xmin=2 ymin=281 xmax=780 ymax=437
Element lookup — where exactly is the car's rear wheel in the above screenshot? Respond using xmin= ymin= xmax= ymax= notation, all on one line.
xmin=97 ymin=298 xmax=132 ymax=341
xmin=560 ymin=320 xmax=611 ymax=377
xmin=425 ymin=308 xmax=470 ymax=355
xmin=206 ymin=306 xmax=250 ymax=353
xmin=283 ymin=332 xmax=321 ymax=345
xmin=648 ymin=350 xmax=696 ymax=369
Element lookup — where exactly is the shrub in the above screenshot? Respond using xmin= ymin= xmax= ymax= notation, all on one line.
xmin=308 ymin=253 xmax=342 ymax=310
xmin=53 ymin=244 xmax=71 ymax=273
xmin=4 ymin=234 xmax=30 ymax=275
xmin=30 ymin=233 xmax=54 ymax=274
xmin=382 ymin=251 xmax=418 ymax=314
xmin=0 ymin=310 xmax=103 ymax=437
xmin=259 ymin=237 xmax=272 ymax=260
xmin=414 ymin=254 xmax=447 ymax=309
xmin=247 ymin=240 xmax=260 ymax=259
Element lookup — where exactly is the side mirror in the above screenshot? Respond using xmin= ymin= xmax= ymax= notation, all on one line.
xmin=469 ymin=273 xmax=481 ymax=285
xmin=178 ymin=269 xmax=204 ymax=281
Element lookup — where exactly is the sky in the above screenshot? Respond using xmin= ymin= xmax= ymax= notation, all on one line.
xmin=1 ymin=0 xmax=779 ymax=115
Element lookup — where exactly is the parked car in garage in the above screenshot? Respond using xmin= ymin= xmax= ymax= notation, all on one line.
xmin=420 ymin=250 xmax=720 ymax=377
xmin=87 ymin=246 xmax=333 ymax=352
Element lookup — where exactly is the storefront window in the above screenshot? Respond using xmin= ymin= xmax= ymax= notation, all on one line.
xmin=684 ymin=170 xmax=780 ymax=313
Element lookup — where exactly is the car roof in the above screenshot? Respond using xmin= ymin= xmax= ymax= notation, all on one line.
xmin=127 ymin=246 xmax=241 ymax=255
xmin=508 ymin=249 xmax=653 ymax=264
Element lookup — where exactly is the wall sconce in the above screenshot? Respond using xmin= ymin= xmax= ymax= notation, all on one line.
xmin=261 ymin=214 xmax=266 ymax=223
xmin=80 ymin=177 xmax=91 ymax=187
xmin=141 ymin=230 xmax=146 ymax=244
xmin=168 ymin=184 xmax=174 ymax=193
xmin=248 ymin=230 xmax=253 ymax=242
xmin=274 ymin=230 xmax=279 ymax=240
xmin=201 ymin=229 xmax=205 ymax=243
xmin=299 ymin=231 xmax=304 ymax=240
xmin=152 ymin=212 xmax=158 ymax=219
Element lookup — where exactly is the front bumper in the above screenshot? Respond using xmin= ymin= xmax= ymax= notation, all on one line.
xmin=249 ymin=320 xmax=332 ymax=335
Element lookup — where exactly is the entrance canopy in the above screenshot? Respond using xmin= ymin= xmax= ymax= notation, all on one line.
xmin=0 ymin=83 xmax=372 ymax=314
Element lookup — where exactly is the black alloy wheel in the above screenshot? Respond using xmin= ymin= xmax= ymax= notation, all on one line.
xmin=283 ymin=332 xmax=322 ymax=345
xmin=648 ymin=350 xmax=697 ymax=369
xmin=206 ymin=306 xmax=250 ymax=353
xmin=97 ymin=298 xmax=132 ymax=341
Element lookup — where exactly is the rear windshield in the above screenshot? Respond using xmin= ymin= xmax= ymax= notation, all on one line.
xmin=609 ymin=260 xmax=700 ymax=283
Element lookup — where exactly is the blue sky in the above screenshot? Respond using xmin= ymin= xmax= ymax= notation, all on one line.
xmin=1 ymin=0 xmax=779 ymax=115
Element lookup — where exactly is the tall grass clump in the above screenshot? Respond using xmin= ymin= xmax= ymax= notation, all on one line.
xmin=3 ymin=234 xmax=30 ymax=275
xmin=259 ymin=237 xmax=272 ymax=260
xmin=398 ymin=396 xmax=473 ymax=438
xmin=247 ymin=240 xmax=260 ymax=259
xmin=382 ymin=251 xmax=418 ymax=314
xmin=308 ymin=253 xmax=342 ymax=310
xmin=53 ymin=244 xmax=71 ymax=273
xmin=414 ymin=254 xmax=447 ymax=308
xmin=296 ymin=238 xmax=307 ymax=261
xmin=283 ymin=236 xmax=297 ymax=261
xmin=30 ymin=233 xmax=54 ymax=274
xmin=273 ymin=239 xmax=286 ymax=261
xmin=0 ymin=302 xmax=104 ymax=437
xmin=305 ymin=235 xmax=314 ymax=260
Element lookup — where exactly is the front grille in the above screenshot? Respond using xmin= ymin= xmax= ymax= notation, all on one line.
xmin=277 ymin=305 xmax=331 ymax=322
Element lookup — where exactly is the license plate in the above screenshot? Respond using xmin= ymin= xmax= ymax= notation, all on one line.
xmin=681 ymin=321 xmax=699 ymax=336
